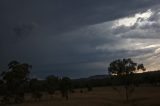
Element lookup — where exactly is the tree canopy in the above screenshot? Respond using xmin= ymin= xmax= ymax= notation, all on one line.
xmin=108 ymin=58 xmax=145 ymax=76
xmin=108 ymin=58 xmax=146 ymax=102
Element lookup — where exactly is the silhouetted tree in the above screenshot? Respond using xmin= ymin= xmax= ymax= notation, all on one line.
xmin=0 ymin=79 xmax=4 ymax=103
xmin=1 ymin=60 xmax=31 ymax=104
xmin=29 ymin=78 xmax=43 ymax=101
xmin=108 ymin=58 xmax=145 ymax=102
xmin=45 ymin=75 xmax=59 ymax=98
xmin=59 ymin=77 xmax=72 ymax=100
xmin=86 ymin=83 xmax=93 ymax=92
xmin=80 ymin=89 xmax=83 ymax=93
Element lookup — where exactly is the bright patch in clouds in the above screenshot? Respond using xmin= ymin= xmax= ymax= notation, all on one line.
xmin=155 ymin=48 xmax=160 ymax=54
xmin=92 ymin=8 xmax=160 ymax=73
xmin=142 ymin=44 xmax=160 ymax=49
xmin=113 ymin=9 xmax=153 ymax=28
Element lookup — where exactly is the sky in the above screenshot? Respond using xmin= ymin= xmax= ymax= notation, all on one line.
xmin=1 ymin=0 xmax=160 ymax=78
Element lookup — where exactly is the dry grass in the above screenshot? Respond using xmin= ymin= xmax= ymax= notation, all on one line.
xmin=8 ymin=86 xmax=160 ymax=106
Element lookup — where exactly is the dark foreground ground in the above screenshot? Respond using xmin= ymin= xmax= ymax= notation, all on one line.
xmin=8 ymin=86 xmax=160 ymax=106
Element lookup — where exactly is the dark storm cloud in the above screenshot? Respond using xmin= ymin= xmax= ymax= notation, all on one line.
xmin=13 ymin=23 xmax=36 ymax=37
xmin=0 ymin=0 xmax=159 ymax=36
xmin=0 ymin=0 xmax=160 ymax=78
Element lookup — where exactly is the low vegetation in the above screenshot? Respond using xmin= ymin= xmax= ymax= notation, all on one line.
xmin=8 ymin=87 xmax=160 ymax=106
xmin=0 ymin=59 xmax=160 ymax=105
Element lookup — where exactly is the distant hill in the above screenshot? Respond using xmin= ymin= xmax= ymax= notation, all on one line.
xmin=72 ymin=70 xmax=160 ymax=88
xmin=88 ymin=75 xmax=108 ymax=80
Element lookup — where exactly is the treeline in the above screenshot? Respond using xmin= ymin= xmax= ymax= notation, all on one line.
xmin=106 ymin=71 xmax=160 ymax=86
xmin=0 ymin=61 xmax=75 ymax=104
xmin=131 ymin=71 xmax=160 ymax=86
xmin=0 ymin=60 xmax=160 ymax=104
xmin=72 ymin=71 xmax=160 ymax=88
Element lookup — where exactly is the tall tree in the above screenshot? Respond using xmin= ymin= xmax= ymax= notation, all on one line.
xmin=45 ymin=75 xmax=59 ymax=98
xmin=59 ymin=77 xmax=72 ymax=100
xmin=2 ymin=60 xmax=31 ymax=104
xmin=108 ymin=58 xmax=145 ymax=102
xmin=29 ymin=78 xmax=43 ymax=101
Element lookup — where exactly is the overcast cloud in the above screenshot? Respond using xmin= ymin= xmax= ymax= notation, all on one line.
xmin=0 ymin=0 xmax=160 ymax=78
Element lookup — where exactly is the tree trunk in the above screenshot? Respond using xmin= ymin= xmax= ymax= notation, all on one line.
xmin=125 ymin=86 xmax=129 ymax=102
xmin=65 ymin=91 xmax=69 ymax=100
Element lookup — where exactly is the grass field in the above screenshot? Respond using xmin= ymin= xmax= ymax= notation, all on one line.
xmin=9 ymin=86 xmax=160 ymax=106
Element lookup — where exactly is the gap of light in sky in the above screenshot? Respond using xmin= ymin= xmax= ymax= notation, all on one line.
xmin=113 ymin=9 xmax=153 ymax=28
xmin=90 ymin=8 xmax=160 ymax=73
